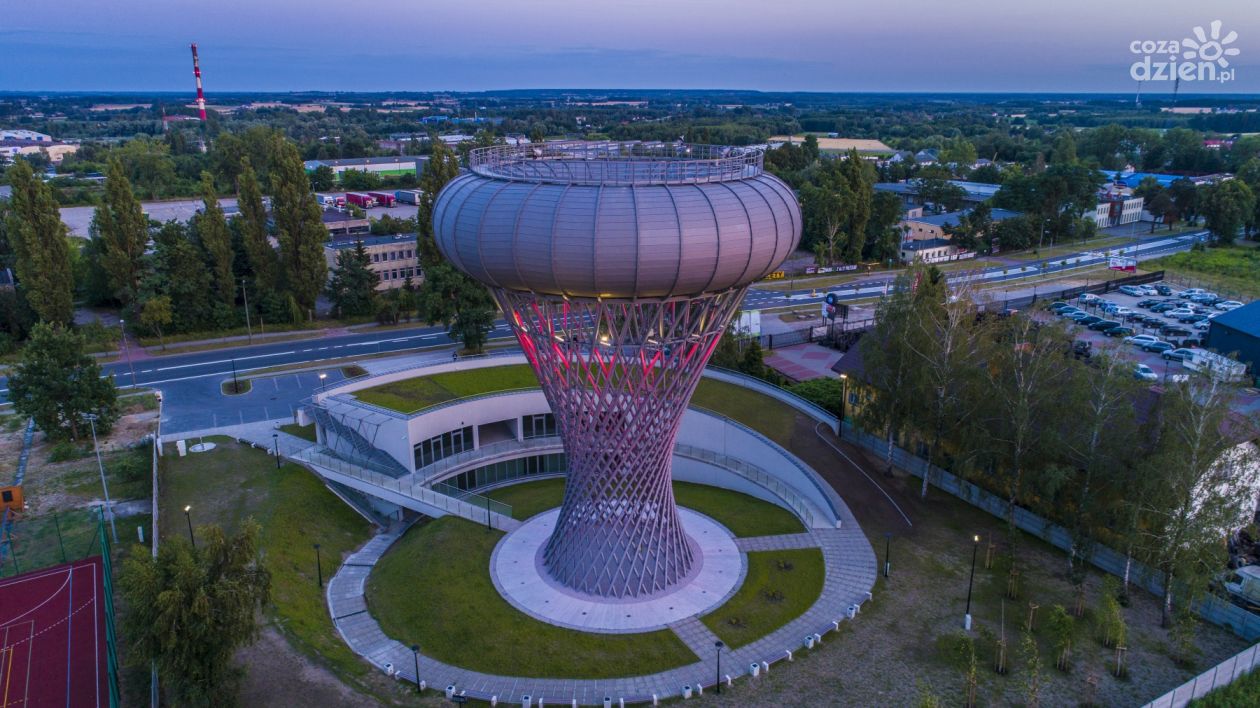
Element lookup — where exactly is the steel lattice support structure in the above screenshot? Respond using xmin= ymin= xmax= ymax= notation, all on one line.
xmin=498 ymin=288 xmax=746 ymax=597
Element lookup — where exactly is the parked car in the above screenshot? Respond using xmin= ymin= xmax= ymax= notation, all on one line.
xmin=1179 ymin=334 xmax=1206 ymax=347
xmin=1154 ymin=284 xmax=1173 ymax=296
xmin=1190 ymin=293 xmax=1220 ymax=305
xmin=1078 ymin=293 xmax=1101 ymax=305
xmin=1113 ymin=307 xmax=1133 ymax=317
xmin=1160 ymin=324 xmax=1192 ymax=337
xmin=1162 ymin=348 xmax=1196 ymax=361
xmin=1136 ymin=298 xmax=1160 ymax=308
xmin=1048 ymin=301 xmax=1072 ymax=312
xmin=1124 ymin=334 xmax=1161 ymax=346
xmin=1193 ymin=321 xmax=1211 ymax=331
xmin=1088 ymin=320 xmax=1122 ymax=332
xmin=1179 ymin=288 xmax=1206 ymax=299
xmin=1177 ymin=314 xmax=1208 ymax=324
xmin=1077 ymin=315 xmax=1103 ymax=326
xmin=1151 ymin=302 xmax=1179 ymax=313
xmin=1138 ymin=285 xmax=1159 ymax=296
xmin=1104 ymin=326 xmax=1134 ymax=338
xmin=1141 ymin=341 xmax=1175 ymax=353
xmin=1215 ymin=300 xmax=1244 ymax=311
xmin=1165 ymin=308 xmax=1196 ymax=318
xmin=1119 ymin=285 xmax=1145 ymax=296
xmin=1134 ymin=364 xmax=1158 ymax=381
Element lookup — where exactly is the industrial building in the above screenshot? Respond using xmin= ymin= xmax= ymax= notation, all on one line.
xmin=1207 ymin=301 xmax=1260 ymax=376
xmin=875 ymin=179 xmax=1001 ymax=208
xmin=303 ymin=156 xmax=428 ymax=182
xmin=323 ymin=233 xmax=420 ymax=291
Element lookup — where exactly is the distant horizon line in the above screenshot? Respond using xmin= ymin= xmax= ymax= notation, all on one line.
xmin=2 ymin=88 xmax=1258 ymax=100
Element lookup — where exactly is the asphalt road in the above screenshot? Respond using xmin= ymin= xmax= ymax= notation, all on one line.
xmin=0 ymin=228 xmax=1211 ymax=433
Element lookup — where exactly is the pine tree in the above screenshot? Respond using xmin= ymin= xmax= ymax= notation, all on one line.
xmin=196 ymin=172 xmax=236 ymax=306
xmin=840 ymin=148 xmax=873 ymax=262
xmin=237 ymin=157 xmax=277 ymax=292
xmin=269 ymin=136 xmax=327 ymax=317
xmin=93 ymin=157 xmax=149 ymax=305
xmin=4 ymin=159 xmax=74 ymax=325
xmin=325 ymin=240 xmax=379 ymax=318
xmin=8 ymin=322 xmax=118 ymax=441
xmin=417 ymin=138 xmax=462 ymax=268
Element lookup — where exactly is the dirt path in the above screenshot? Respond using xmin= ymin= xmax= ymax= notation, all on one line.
xmin=235 ymin=627 xmax=384 ymax=707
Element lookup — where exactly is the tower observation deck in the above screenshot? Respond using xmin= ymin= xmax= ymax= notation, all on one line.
xmin=433 ymin=142 xmax=801 ymax=598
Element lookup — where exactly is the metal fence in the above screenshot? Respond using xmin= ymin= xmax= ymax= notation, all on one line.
xmin=674 ymin=443 xmax=816 ymax=527
xmin=1142 ymin=642 xmax=1260 ymax=707
xmin=841 ymin=421 xmax=1260 ymax=641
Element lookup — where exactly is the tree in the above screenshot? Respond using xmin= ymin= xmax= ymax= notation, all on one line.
xmin=866 ymin=190 xmax=906 ymax=263
xmin=857 ymin=268 xmax=923 ymax=475
xmin=1141 ymin=378 xmax=1259 ymax=626
xmin=145 ymin=222 xmax=217 ymax=334
xmin=1168 ymin=178 xmax=1200 ymax=224
xmin=309 ymin=164 xmax=335 ymax=192
xmin=840 ymin=149 xmax=873 ymax=262
xmin=8 ymin=322 xmax=118 ymax=441
xmin=417 ymin=138 xmax=462 ymax=268
xmin=3 ymin=160 xmax=74 ymax=325
xmin=120 ymin=521 xmax=271 ymax=707
xmin=991 ymin=215 xmax=1035 ymax=252
xmin=788 ymin=377 xmax=844 ymax=416
xmin=1199 ymin=179 xmax=1255 ymax=245
xmin=801 ymin=183 xmax=849 ymax=264
xmin=93 ymin=157 xmax=149 ymax=305
xmin=325 ymin=241 xmax=379 ymax=318
xmin=195 ymin=172 xmax=236 ymax=307
xmin=417 ymin=262 xmax=496 ymax=353
xmin=801 ymin=134 xmax=820 ymax=164
xmin=270 ymin=136 xmax=328 ymax=316
xmin=140 ymin=295 xmax=173 ymax=349
xmin=914 ymin=173 xmax=967 ymax=214
xmin=236 ymin=157 xmax=277 ymax=292
xmin=940 ymin=137 xmax=977 ymax=169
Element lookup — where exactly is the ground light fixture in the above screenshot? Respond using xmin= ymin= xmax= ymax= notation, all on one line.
xmin=273 ymin=433 xmax=280 ymax=469
xmin=884 ymin=532 xmax=892 ymax=578
xmin=964 ymin=533 xmax=980 ymax=630
xmin=184 ymin=505 xmax=196 ymax=549
xmin=838 ymin=373 xmax=848 ymax=439
xmin=714 ymin=640 xmax=724 ymax=694
xmin=314 ymin=543 xmax=323 ymax=588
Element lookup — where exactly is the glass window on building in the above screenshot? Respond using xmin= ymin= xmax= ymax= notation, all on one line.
xmin=444 ymin=453 xmax=567 ymax=492
xmin=414 ymin=425 xmax=473 ymax=469
xmin=522 ymin=413 xmax=557 ymax=439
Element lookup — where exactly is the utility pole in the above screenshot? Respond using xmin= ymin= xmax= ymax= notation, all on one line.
xmin=241 ymin=278 xmax=253 ymax=344
xmin=84 ymin=413 xmax=118 ymax=543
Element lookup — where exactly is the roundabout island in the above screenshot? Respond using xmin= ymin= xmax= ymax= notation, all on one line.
xmin=302 ymin=142 xmax=876 ymax=704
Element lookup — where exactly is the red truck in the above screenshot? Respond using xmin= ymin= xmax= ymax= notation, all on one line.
xmin=367 ymin=191 xmax=397 ymax=208
xmin=345 ymin=192 xmax=378 ymax=209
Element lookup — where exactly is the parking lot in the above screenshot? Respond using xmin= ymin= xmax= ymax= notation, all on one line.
xmin=1040 ymin=281 xmax=1251 ymax=381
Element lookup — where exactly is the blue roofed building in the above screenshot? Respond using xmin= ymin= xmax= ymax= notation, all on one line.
xmin=1206 ymin=301 xmax=1260 ymax=377
xmin=898 ymin=207 xmax=1021 ymax=264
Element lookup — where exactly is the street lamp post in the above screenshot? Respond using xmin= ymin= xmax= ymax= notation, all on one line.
xmin=241 ymin=278 xmax=253 ymax=344
xmin=230 ymin=358 xmax=240 ymax=394
xmin=410 ymin=644 xmax=421 ymax=693
xmin=83 ymin=413 xmax=118 ymax=543
xmin=118 ymin=319 xmax=137 ymax=389
xmin=964 ymin=534 xmax=980 ymax=630
xmin=314 ymin=543 xmax=323 ymax=588
xmin=884 ymin=532 xmax=892 ymax=579
xmin=273 ymin=433 xmax=281 ymax=470
xmin=184 ymin=505 xmax=196 ymax=549
xmin=318 ymin=372 xmax=328 ymax=391
xmin=838 ymin=373 xmax=848 ymax=439
xmin=714 ymin=640 xmax=724 ymax=694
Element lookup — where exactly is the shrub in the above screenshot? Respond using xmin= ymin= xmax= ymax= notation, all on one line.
xmin=48 ymin=441 xmax=90 ymax=462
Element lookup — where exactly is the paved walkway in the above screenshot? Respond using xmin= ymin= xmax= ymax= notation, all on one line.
xmin=327 ymin=519 xmax=876 ymax=705
xmin=764 ymin=343 xmax=844 ymax=382
xmin=735 ymin=532 xmax=820 ymax=552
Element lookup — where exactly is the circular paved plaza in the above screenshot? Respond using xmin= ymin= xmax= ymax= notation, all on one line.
xmin=490 ymin=508 xmax=745 ymax=633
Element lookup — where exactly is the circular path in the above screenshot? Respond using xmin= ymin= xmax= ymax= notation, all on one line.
xmin=490 ymin=508 xmax=745 ymax=633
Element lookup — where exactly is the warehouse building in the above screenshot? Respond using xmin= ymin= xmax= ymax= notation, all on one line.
xmin=324 ymin=234 xmax=420 ymax=291
xmin=1207 ymin=301 xmax=1260 ymax=376
xmin=303 ymin=156 xmax=428 ymax=182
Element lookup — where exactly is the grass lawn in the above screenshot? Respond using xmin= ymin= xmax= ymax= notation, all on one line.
xmin=221 ymin=379 xmax=252 ymax=395
xmin=692 ymin=378 xmax=797 ymax=447
xmin=355 ymin=364 xmax=539 ymax=413
xmin=701 ymin=549 xmax=825 ymax=648
xmin=486 ymin=478 xmax=805 ymax=537
xmin=1146 ymin=245 xmax=1260 ymax=300
xmin=279 ymin=422 xmax=317 ymax=442
xmin=366 ymin=516 xmax=697 ymax=678
xmin=158 ymin=437 xmax=375 ymax=686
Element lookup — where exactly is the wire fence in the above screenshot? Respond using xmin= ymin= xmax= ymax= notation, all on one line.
xmin=840 ymin=421 xmax=1260 ymax=641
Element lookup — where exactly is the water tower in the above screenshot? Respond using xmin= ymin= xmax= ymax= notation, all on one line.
xmin=433 ymin=142 xmax=800 ymax=597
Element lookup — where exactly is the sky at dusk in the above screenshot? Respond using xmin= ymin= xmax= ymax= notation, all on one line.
xmin=1 ymin=0 xmax=1258 ymax=93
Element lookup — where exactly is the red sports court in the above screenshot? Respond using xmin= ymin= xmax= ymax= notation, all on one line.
xmin=0 ymin=557 xmax=112 ymax=707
